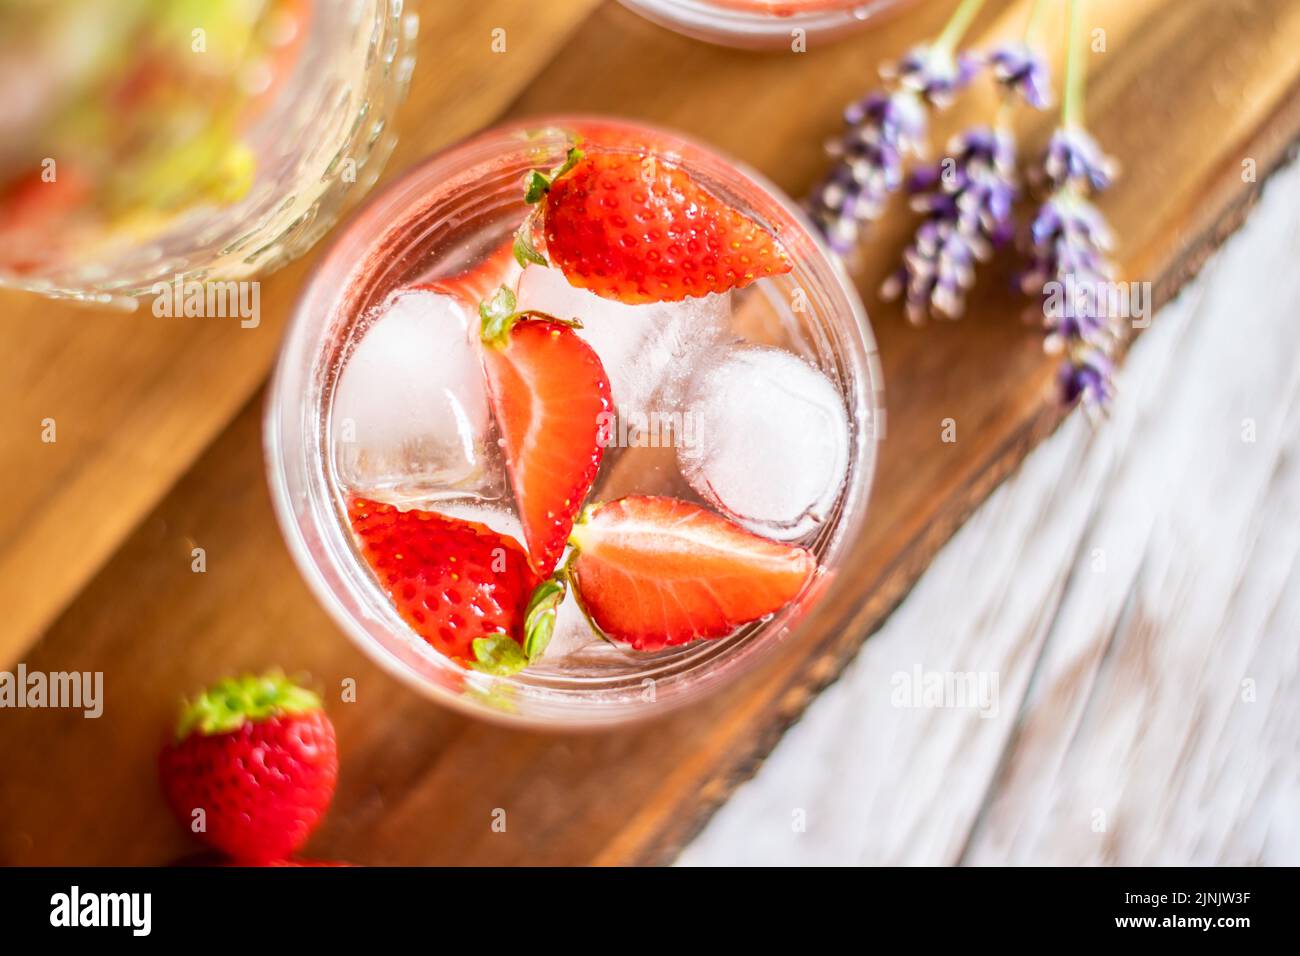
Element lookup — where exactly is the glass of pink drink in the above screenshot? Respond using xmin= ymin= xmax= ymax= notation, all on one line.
xmin=617 ymin=0 xmax=912 ymax=48
xmin=266 ymin=116 xmax=883 ymax=727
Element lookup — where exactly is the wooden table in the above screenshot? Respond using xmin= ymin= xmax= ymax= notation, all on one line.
xmin=2 ymin=0 xmax=1298 ymax=865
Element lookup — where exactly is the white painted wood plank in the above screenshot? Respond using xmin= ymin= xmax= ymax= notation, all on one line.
xmin=963 ymin=160 xmax=1300 ymax=866
xmin=678 ymin=158 xmax=1300 ymax=867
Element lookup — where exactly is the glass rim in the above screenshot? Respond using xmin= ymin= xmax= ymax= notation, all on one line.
xmin=264 ymin=113 xmax=884 ymax=730
xmin=616 ymin=0 xmax=906 ymax=47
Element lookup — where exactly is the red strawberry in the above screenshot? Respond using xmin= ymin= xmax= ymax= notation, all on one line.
xmin=479 ymin=291 xmax=611 ymax=576
xmin=531 ymin=148 xmax=792 ymax=304
xmin=158 ymin=673 xmax=338 ymax=865
xmin=418 ymin=234 xmax=521 ymax=306
xmin=568 ymin=495 xmax=817 ymax=651
xmin=348 ymin=497 xmax=542 ymax=667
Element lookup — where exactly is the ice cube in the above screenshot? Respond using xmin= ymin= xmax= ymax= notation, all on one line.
xmin=430 ymin=499 xmax=522 ymax=540
xmin=645 ymin=291 xmax=735 ymax=412
xmin=332 ymin=288 xmax=500 ymax=503
xmin=539 ymin=589 xmax=605 ymax=660
xmin=678 ymin=345 xmax=850 ymax=541
xmin=534 ymin=587 xmax=655 ymax=667
xmin=514 ymin=264 xmax=731 ymax=418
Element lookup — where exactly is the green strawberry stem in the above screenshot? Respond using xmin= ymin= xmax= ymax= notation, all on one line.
xmin=479 ymin=284 xmax=582 ymax=348
xmin=515 ymin=145 xmax=581 ymax=271
xmin=524 ymin=146 xmax=584 ymax=204
xmin=479 ymin=285 xmax=518 ymax=346
xmin=565 ymin=502 xmax=600 ymax=553
xmin=176 ymin=672 xmax=320 ymax=739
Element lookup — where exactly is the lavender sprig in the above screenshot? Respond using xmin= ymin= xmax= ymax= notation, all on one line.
xmin=1023 ymin=179 xmax=1120 ymax=408
xmin=807 ymin=0 xmax=987 ymax=254
xmin=1057 ymin=344 xmax=1114 ymax=407
xmin=876 ymin=0 xmax=1063 ymax=323
xmin=988 ymin=43 xmax=1052 ymax=109
xmin=808 ymin=91 xmax=928 ymax=255
xmin=882 ymin=127 xmax=1018 ymax=322
xmin=882 ymin=45 xmax=983 ymax=109
xmin=1034 ymin=126 xmax=1117 ymax=192
xmin=1024 ymin=0 xmax=1122 ymax=409
xmin=1022 ymin=191 xmax=1116 ymax=343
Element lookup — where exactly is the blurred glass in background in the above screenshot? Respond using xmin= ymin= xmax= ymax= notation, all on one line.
xmin=0 ymin=0 xmax=417 ymax=303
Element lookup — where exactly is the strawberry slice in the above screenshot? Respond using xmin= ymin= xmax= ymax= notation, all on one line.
xmin=418 ymin=234 xmax=522 ymax=305
xmin=527 ymin=148 xmax=792 ymax=304
xmin=567 ymin=496 xmax=817 ymax=651
xmin=479 ymin=288 xmax=611 ymax=576
xmin=348 ymin=497 xmax=542 ymax=669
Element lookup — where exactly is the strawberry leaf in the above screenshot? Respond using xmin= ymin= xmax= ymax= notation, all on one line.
xmin=479 ymin=284 xmax=518 ymax=346
xmin=471 ymin=633 xmax=529 ymax=676
xmin=176 ymin=672 xmax=320 ymax=739
xmin=523 ymin=147 xmax=585 ymax=205
xmin=524 ymin=171 xmax=551 ymax=205
xmin=522 ymin=577 xmax=566 ymax=661
xmin=553 ymin=146 xmax=584 ymax=181
xmin=513 ymin=229 xmax=547 ymax=268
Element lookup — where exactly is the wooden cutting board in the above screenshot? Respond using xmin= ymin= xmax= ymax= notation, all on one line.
xmin=2 ymin=0 xmax=1298 ymax=865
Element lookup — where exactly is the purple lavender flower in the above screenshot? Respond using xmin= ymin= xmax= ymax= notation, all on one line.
xmin=1023 ymin=123 xmax=1121 ymax=408
xmin=882 ymin=126 xmax=1018 ymax=322
xmin=807 ymin=91 xmax=928 ymax=255
xmin=882 ymin=45 xmax=983 ymax=108
xmin=805 ymin=0 xmax=991 ymax=257
xmin=920 ymin=128 xmax=1018 ymax=243
xmin=988 ymin=43 xmax=1051 ymax=109
xmin=1023 ymin=194 xmax=1119 ymax=350
xmin=1034 ymin=126 xmax=1118 ymax=192
xmin=1021 ymin=192 xmax=1114 ymax=292
xmin=1057 ymin=347 xmax=1114 ymax=407
xmin=881 ymin=219 xmax=976 ymax=323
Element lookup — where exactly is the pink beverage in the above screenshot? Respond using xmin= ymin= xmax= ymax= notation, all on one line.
xmin=266 ymin=117 xmax=882 ymax=726
xmin=617 ymin=0 xmax=912 ymax=48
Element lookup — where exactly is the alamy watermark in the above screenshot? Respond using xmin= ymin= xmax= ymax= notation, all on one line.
xmin=0 ymin=664 xmax=102 ymax=718
xmin=890 ymin=665 xmax=999 ymax=719
xmin=150 ymin=275 xmax=260 ymax=328
xmin=1043 ymin=274 xmax=1153 ymax=330
xmin=597 ymin=408 xmax=702 ymax=457
xmin=50 ymin=886 xmax=150 ymax=936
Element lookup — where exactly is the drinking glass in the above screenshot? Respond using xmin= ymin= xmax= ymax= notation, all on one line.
xmin=265 ymin=115 xmax=884 ymax=727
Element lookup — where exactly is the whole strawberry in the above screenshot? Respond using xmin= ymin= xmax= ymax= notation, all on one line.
xmin=529 ymin=148 xmax=792 ymax=304
xmin=159 ymin=673 xmax=338 ymax=865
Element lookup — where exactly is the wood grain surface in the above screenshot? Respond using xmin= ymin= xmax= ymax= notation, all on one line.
xmin=2 ymin=0 xmax=1298 ymax=865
